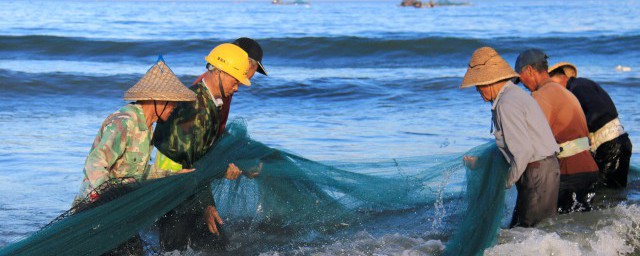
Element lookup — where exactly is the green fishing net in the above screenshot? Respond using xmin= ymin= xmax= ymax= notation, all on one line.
xmin=0 ymin=121 xmax=521 ymax=255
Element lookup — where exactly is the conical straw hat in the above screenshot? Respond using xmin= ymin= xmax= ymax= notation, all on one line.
xmin=124 ymin=59 xmax=196 ymax=101
xmin=548 ymin=61 xmax=577 ymax=78
xmin=460 ymin=47 xmax=519 ymax=88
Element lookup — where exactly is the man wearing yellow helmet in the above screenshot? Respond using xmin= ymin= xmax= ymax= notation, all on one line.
xmin=153 ymin=40 xmax=267 ymax=252
xmin=215 ymin=37 xmax=268 ymax=134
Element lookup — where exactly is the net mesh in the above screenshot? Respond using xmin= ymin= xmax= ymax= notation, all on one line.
xmin=4 ymin=121 xmax=630 ymax=255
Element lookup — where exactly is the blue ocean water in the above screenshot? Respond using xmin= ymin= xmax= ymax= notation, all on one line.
xmin=0 ymin=0 xmax=639 ymax=254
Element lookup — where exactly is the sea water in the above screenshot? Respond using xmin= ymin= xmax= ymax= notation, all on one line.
xmin=0 ymin=0 xmax=639 ymax=254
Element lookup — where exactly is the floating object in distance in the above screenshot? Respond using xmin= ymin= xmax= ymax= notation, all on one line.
xmin=615 ymin=65 xmax=631 ymax=72
xmin=400 ymin=0 xmax=469 ymax=8
xmin=272 ymin=0 xmax=311 ymax=6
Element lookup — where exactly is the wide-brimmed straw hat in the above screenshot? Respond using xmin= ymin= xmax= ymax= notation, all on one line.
xmin=548 ymin=61 xmax=578 ymax=78
xmin=460 ymin=47 xmax=519 ymax=88
xmin=124 ymin=58 xmax=196 ymax=101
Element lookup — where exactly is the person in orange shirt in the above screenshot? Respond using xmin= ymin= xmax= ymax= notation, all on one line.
xmin=514 ymin=49 xmax=599 ymax=213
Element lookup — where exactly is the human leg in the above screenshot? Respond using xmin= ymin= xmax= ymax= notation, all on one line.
xmin=595 ymin=134 xmax=633 ymax=188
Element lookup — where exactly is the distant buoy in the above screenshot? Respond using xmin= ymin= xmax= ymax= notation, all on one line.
xmin=615 ymin=65 xmax=632 ymax=72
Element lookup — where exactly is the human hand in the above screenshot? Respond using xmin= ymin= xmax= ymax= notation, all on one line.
xmin=89 ymin=191 xmax=100 ymax=202
xmin=463 ymin=156 xmax=478 ymax=169
xmin=204 ymin=205 xmax=224 ymax=236
xmin=176 ymin=168 xmax=195 ymax=174
xmin=225 ymin=163 xmax=242 ymax=180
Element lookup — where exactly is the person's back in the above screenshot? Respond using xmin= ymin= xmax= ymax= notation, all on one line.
xmin=567 ymin=77 xmax=618 ymax=132
xmin=549 ymin=62 xmax=633 ymax=188
xmin=531 ymin=80 xmax=598 ymax=176
xmin=567 ymin=77 xmax=632 ymax=188
xmin=493 ymin=83 xmax=559 ymax=185
xmin=76 ymin=104 xmax=150 ymax=202
xmin=516 ymin=49 xmax=599 ymax=213
xmin=533 ymin=80 xmax=599 ymax=213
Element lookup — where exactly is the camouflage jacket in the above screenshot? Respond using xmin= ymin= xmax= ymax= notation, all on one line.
xmin=153 ymin=79 xmax=227 ymax=212
xmin=153 ymin=80 xmax=223 ymax=168
xmin=76 ymin=104 xmax=171 ymax=202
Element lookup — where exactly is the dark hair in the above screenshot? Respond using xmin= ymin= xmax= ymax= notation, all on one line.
xmin=530 ymin=58 xmax=548 ymax=73
xmin=549 ymin=68 xmax=565 ymax=77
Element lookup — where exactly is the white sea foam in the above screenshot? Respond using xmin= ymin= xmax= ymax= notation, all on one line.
xmin=252 ymin=204 xmax=640 ymax=256
xmin=485 ymin=204 xmax=640 ymax=256
xmin=260 ymin=231 xmax=444 ymax=256
xmin=485 ymin=230 xmax=581 ymax=256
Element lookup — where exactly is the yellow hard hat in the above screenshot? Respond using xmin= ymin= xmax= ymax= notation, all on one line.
xmin=205 ymin=43 xmax=251 ymax=86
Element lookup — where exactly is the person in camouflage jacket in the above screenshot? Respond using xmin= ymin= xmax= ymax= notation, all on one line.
xmin=73 ymin=59 xmax=196 ymax=255
xmin=153 ymin=40 xmax=267 ymax=252
xmin=75 ymin=59 xmax=196 ymax=204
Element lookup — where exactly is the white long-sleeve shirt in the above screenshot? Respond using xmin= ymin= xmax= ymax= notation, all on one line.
xmin=491 ymin=81 xmax=559 ymax=188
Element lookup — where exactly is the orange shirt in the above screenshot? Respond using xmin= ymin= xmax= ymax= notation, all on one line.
xmin=531 ymin=79 xmax=598 ymax=175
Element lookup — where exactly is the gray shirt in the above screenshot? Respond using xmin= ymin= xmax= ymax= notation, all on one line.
xmin=492 ymin=81 xmax=558 ymax=188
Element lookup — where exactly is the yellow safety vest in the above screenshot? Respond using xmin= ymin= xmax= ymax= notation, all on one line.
xmin=154 ymin=151 xmax=183 ymax=172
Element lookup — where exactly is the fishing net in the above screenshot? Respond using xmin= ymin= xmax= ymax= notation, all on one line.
xmin=443 ymin=143 xmax=509 ymax=256
xmin=45 ymin=178 xmax=141 ymax=228
xmin=0 ymin=120 xmax=524 ymax=256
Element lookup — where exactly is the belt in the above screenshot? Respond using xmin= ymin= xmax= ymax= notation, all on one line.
xmin=558 ymin=137 xmax=590 ymax=159
xmin=589 ymin=118 xmax=626 ymax=152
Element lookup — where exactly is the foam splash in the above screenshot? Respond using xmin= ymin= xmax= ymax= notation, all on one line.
xmin=615 ymin=65 xmax=632 ymax=72
xmin=485 ymin=204 xmax=640 ymax=256
xmin=485 ymin=230 xmax=581 ymax=256
xmin=260 ymin=231 xmax=444 ymax=256
xmin=253 ymin=203 xmax=640 ymax=256
xmin=171 ymin=203 xmax=640 ymax=256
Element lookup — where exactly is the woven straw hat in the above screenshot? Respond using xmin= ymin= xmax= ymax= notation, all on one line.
xmin=124 ymin=59 xmax=196 ymax=101
xmin=548 ymin=61 xmax=578 ymax=78
xmin=460 ymin=47 xmax=519 ymax=88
